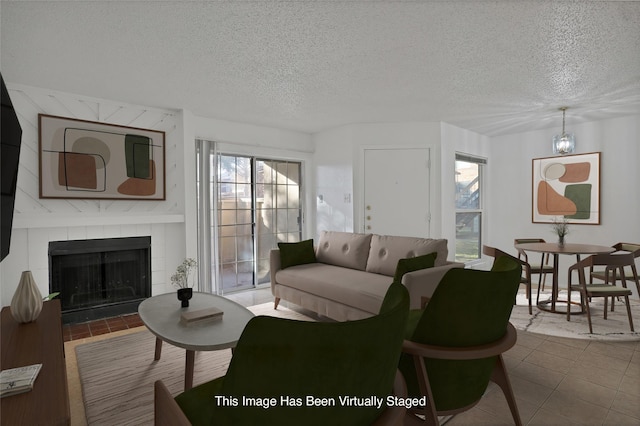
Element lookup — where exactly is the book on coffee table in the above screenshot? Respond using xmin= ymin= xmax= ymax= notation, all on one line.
xmin=180 ymin=307 xmax=224 ymax=325
xmin=0 ymin=363 xmax=42 ymax=398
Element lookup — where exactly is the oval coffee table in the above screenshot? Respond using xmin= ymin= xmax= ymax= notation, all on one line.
xmin=138 ymin=291 xmax=254 ymax=390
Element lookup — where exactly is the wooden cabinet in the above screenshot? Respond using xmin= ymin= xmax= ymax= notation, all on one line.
xmin=1 ymin=299 xmax=70 ymax=425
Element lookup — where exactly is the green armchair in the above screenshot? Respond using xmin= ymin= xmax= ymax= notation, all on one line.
xmin=399 ymin=255 xmax=523 ymax=425
xmin=154 ymin=282 xmax=410 ymax=425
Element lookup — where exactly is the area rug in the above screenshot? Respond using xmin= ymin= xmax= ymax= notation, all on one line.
xmin=76 ymin=303 xmax=313 ymax=426
xmin=510 ymin=289 xmax=640 ymax=341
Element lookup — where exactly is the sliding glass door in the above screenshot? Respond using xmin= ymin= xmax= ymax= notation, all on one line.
xmin=255 ymin=159 xmax=302 ymax=285
xmin=218 ymin=155 xmax=254 ymax=291
xmin=199 ymin=147 xmax=302 ymax=293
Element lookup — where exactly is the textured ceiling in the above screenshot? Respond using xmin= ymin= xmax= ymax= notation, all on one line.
xmin=2 ymin=1 xmax=639 ymax=136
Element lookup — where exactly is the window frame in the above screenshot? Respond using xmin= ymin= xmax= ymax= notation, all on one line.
xmin=454 ymin=153 xmax=486 ymax=264
xmin=197 ymin=144 xmax=304 ymax=294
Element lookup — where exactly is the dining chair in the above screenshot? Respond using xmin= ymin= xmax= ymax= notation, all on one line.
xmin=514 ymin=238 xmax=555 ymax=299
xmin=483 ymin=245 xmax=534 ymax=314
xmin=589 ymin=242 xmax=640 ymax=296
xmin=399 ymin=255 xmax=523 ymax=425
xmin=567 ymin=253 xmax=635 ymax=333
xmin=154 ymin=282 xmax=410 ymax=426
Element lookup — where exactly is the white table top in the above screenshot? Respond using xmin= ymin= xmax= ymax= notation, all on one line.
xmin=138 ymin=292 xmax=254 ymax=352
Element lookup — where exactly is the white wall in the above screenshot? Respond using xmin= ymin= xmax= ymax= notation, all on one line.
xmin=0 ymin=84 xmax=184 ymax=305
xmin=489 ymin=114 xmax=640 ymax=248
xmin=312 ymin=116 xmax=639 ymax=285
xmin=488 ymin=114 xmax=640 ymax=291
xmin=3 ymin=84 xmax=638 ymax=303
xmin=0 ymin=84 xmax=314 ymax=306
xmin=313 ymin=125 xmax=356 ymax=235
xmin=440 ymin=123 xmax=491 ymax=262
xmin=312 ymin=122 xmax=443 ymax=241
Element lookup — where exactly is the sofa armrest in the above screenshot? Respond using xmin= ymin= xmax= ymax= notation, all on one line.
xmin=401 ymin=261 xmax=465 ymax=309
xmin=270 ymin=249 xmax=282 ymax=294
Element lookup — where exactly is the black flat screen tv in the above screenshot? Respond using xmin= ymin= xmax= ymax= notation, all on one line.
xmin=1 ymin=72 xmax=23 ymax=262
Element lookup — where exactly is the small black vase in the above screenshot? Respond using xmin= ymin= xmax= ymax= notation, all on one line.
xmin=177 ymin=288 xmax=193 ymax=308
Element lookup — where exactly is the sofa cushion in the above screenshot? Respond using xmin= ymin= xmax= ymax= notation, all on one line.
xmin=278 ymin=239 xmax=317 ymax=269
xmin=366 ymin=235 xmax=448 ymax=276
xmin=275 ymin=263 xmax=392 ymax=314
xmin=316 ymin=231 xmax=373 ymax=271
xmin=393 ymin=252 xmax=437 ymax=284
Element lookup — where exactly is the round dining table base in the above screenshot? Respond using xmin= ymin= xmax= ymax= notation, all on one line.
xmin=537 ymin=299 xmax=585 ymax=315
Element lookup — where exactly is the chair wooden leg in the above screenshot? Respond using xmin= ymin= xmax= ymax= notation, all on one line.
xmin=527 ymin=283 xmax=532 ymax=315
xmin=584 ymin=294 xmax=593 ymax=334
xmin=604 ymin=297 xmax=608 ymax=320
xmin=490 ymin=355 xmax=522 ymax=426
xmin=630 ymin=265 xmax=640 ymax=296
xmin=536 ymin=280 xmax=542 ymax=306
xmin=413 ymin=355 xmax=439 ymax=426
xmin=274 ymin=297 xmax=280 ymax=309
xmin=624 ymin=296 xmax=635 ymax=332
xmin=538 ymin=254 xmax=546 ymax=292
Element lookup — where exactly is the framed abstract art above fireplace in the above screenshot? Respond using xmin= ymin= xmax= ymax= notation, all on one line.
xmin=532 ymin=152 xmax=600 ymax=224
xmin=38 ymin=114 xmax=166 ymax=200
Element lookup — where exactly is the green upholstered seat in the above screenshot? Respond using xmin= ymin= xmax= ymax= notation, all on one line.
xmin=399 ymin=255 xmax=523 ymax=425
xmin=155 ymin=282 xmax=410 ymax=426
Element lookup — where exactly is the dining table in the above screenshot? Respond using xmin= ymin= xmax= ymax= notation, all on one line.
xmin=513 ymin=242 xmax=615 ymax=313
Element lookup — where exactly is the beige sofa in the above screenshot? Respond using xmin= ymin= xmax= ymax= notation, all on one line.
xmin=270 ymin=231 xmax=464 ymax=321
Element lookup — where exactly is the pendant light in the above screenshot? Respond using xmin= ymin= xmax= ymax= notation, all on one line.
xmin=552 ymin=107 xmax=575 ymax=155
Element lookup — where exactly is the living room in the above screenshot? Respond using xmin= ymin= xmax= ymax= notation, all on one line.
xmin=1 ymin=1 xmax=639 ymax=304
xmin=1 ymin=2 xmax=639 ymax=424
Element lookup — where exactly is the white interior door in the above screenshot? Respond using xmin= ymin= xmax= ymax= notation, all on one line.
xmin=363 ymin=148 xmax=430 ymax=237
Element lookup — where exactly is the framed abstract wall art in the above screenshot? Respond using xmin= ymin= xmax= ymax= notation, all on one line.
xmin=532 ymin=152 xmax=600 ymax=224
xmin=38 ymin=114 xmax=166 ymax=200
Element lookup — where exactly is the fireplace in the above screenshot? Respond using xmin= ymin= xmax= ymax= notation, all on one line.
xmin=49 ymin=236 xmax=151 ymax=324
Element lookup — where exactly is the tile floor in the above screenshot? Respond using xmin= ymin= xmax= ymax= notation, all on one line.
xmin=65 ymin=287 xmax=640 ymax=425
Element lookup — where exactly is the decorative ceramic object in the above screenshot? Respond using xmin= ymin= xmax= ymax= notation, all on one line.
xmin=10 ymin=271 xmax=43 ymax=323
xmin=177 ymin=288 xmax=193 ymax=308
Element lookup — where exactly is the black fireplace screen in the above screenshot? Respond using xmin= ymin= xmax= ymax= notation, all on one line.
xmin=49 ymin=237 xmax=151 ymax=320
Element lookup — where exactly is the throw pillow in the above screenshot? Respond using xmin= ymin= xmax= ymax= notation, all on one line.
xmin=278 ymin=239 xmax=317 ymax=269
xmin=393 ymin=252 xmax=437 ymax=284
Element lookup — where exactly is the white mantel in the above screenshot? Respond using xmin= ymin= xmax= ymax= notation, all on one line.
xmin=12 ymin=213 xmax=185 ymax=229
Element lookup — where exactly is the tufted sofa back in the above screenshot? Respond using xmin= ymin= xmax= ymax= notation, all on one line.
xmin=315 ymin=231 xmax=448 ymax=277
xmin=315 ymin=231 xmax=373 ymax=271
xmin=365 ymin=234 xmax=448 ymax=276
